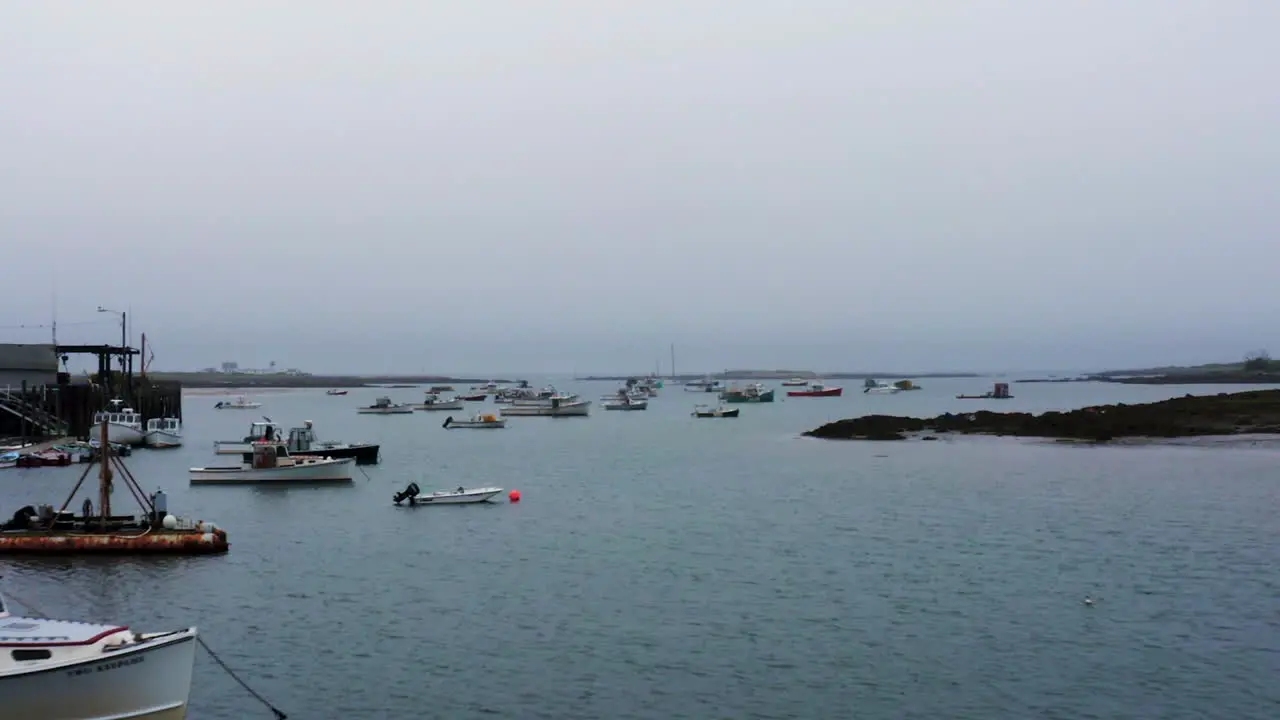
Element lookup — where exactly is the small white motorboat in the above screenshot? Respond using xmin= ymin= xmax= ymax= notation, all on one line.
xmin=500 ymin=396 xmax=591 ymax=417
xmin=214 ymin=395 xmax=263 ymax=409
xmin=144 ymin=417 xmax=183 ymax=448
xmin=411 ymin=393 xmax=465 ymax=411
xmin=442 ymin=413 xmax=506 ymax=429
xmin=190 ymin=443 xmax=355 ymax=484
xmin=393 ymin=482 xmax=503 ymax=505
xmin=0 ymin=587 xmax=197 ymax=719
xmin=357 ymin=396 xmax=415 ymax=414
xmin=91 ymin=400 xmax=146 ymax=446
xmin=603 ymin=396 xmax=648 ymax=411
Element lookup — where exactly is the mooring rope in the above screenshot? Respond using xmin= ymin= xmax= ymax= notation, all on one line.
xmin=3 ymin=583 xmax=287 ymax=719
xmin=196 ymin=635 xmax=288 ymax=719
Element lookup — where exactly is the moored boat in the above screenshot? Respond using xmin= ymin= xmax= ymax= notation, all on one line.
xmin=458 ymin=392 xmax=488 ymax=402
xmin=500 ymin=396 xmax=591 ymax=417
xmin=787 ymin=383 xmax=843 ymax=398
xmin=603 ymin=392 xmax=648 ymax=410
xmin=0 ymin=418 xmax=229 ymax=555
xmin=0 ymin=587 xmax=198 ymax=720
xmin=237 ymin=420 xmax=380 ymax=465
xmin=781 ymin=378 xmax=810 ymax=387
xmin=326 ymin=389 xmax=348 ymax=396
xmin=862 ymin=378 xmax=901 ymax=394
xmin=357 ymin=396 xmax=414 ymax=414
xmin=213 ymin=420 xmax=280 ymax=455
xmin=693 ymin=404 xmax=740 ymax=418
xmin=191 ymin=443 xmax=355 ymax=484
xmin=442 ymin=413 xmax=506 ymax=429
xmin=91 ymin=400 xmax=145 ymax=446
xmin=214 ymin=395 xmax=262 ymax=409
xmin=411 ymin=392 xmax=465 ymax=411
xmin=721 ymin=383 xmax=775 ymax=403
xmin=393 ymin=482 xmax=504 ymax=505
xmin=144 ymin=417 xmax=183 ymax=448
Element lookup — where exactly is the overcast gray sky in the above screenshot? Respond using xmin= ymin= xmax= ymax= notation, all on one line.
xmin=2 ymin=1 xmax=1276 ymax=375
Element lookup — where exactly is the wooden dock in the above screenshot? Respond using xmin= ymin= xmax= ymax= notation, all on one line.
xmin=0 ymin=381 xmax=182 ymax=440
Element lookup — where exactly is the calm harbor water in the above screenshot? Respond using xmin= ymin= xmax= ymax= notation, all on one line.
xmin=2 ymin=378 xmax=1279 ymax=719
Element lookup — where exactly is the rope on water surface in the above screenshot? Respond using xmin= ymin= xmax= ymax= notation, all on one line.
xmin=197 ymin=636 xmax=289 ymax=719
xmin=3 ymin=580 xmax=288 ymax=719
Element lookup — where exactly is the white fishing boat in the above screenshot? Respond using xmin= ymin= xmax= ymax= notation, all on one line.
xmin=143 ymin=417 xmax=183 ymax=448
xmin=356 ymin=396 xmax=414 ymax=414
xmin=190 ymin=443 xmax=355 ymax=484
xmin=500 ymin=396 xmax=591 ymax=417
xmin=212 ymin=420 xmax=280 ymax=455
xmin=781 ymin=377 xmax=809 ymax=387
xmin=442 ymin=413 xmax=506 ymax=429
xmin=411 ymin=393 xmax=465 ymax=411
xmin=603 ymin=394 xmax=648 ymax=410
xmin=90 ymin=400 xmax=145 ymax=446
xmin=0 ymin=588 xmax=197 ymax=720
xmin=213 ymin=395 xmax=262 ymax=409
xmin=393 ymin=482 xmax=504 ymax=505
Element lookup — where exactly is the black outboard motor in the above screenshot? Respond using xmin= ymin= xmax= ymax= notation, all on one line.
xmin=392 ymin=482 xmax=421 ymax=506
xmin=3 ymin=505 xmax=37 ymax=531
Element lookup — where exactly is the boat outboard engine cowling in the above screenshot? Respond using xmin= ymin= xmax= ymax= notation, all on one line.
xmin=393 ymin=482 xmax=421 ymax=505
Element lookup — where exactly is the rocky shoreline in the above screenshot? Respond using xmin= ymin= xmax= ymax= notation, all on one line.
xmin=803 ymin=389 xmax=1280 ymax=442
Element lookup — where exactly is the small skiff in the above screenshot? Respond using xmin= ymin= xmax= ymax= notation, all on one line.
xmin=392 ymin=483 xmax=504 ymax=505
xmin=442 ymin=413 xmax=506 ymax=429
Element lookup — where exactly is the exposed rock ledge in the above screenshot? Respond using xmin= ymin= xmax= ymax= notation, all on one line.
xmin=803 ymin=390 xmax=1280 ymax=442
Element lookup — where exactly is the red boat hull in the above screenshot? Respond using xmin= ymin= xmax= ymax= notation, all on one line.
xmin=787 ymin=387 xmax=843 ymax=397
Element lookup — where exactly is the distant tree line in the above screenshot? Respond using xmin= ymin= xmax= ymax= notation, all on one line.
xmin=1244 ymin=349 xmax=1277 ymax=372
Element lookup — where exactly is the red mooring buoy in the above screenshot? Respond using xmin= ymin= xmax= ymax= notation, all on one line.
xmin=508 ymin=490 xmax=521 ymax=503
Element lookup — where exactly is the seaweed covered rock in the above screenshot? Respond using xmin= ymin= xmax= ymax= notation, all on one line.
xmin=803 ymin=390 xmax=1280 ymax=441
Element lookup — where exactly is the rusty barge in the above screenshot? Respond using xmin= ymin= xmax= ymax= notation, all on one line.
xmin=0 ymin=419 xmax=228 ymax=555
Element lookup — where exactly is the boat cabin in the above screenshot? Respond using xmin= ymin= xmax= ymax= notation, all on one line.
xmin=286 ymin=421 xmax=318 ymax=452
xmin=372 ymin=397 xmax=393 ymax=408
xmin=92 ymin=407 xmax=141 ymax=428
xmin=146 ymin=418 xmax=181 ymax=434
xmin=244 ymin=421 xmax=281 ymax=443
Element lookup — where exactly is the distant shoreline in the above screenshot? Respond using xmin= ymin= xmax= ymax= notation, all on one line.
xmin=580 ymin=371 xmax=983 ymax=382
xmin=149 ymin=372 xmax=512 ymax=389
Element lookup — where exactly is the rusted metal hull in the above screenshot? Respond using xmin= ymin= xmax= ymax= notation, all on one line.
xmin=0 ymin=528 xmax=229 ymax=554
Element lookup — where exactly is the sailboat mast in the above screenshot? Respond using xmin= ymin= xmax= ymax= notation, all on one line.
xmin=670 ymin=343 xmax=676 ymax=379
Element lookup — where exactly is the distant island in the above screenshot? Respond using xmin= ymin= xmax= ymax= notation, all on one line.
xmin=804 ymin=389 xmax=1280 ymax=442
xmin=1019 ymin=352 xmax=1280 ymax=385
xmin=580 ymin=369 xmax=982 ymax=382
xmin=149 ymin=371 xmax=511 ymax=389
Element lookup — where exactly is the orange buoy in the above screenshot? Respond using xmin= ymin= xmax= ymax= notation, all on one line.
xmin=508 ymin=490 xmax=521 ymax=503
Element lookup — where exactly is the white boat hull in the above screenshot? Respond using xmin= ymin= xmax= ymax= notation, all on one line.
xmin=144 ymin=430 xmax=183 ymax=448
xmin=402 ymin=487 xmax=503 ymax=504
xmin=1 ymin=629 xmax=196 ymax=720
xmin=357 ymin=407 xmax=415 ymax=414
xmin=603 ymin=400 xmax=648 ymax=410
xmin=412 ymin=401 xmax=465 ymax=411
xmin=190 ymin=457 xmax=355 ymax=483
xmin=215 ymin=403 xmax=262 ymax=409
xmin=500 ymin=400 xmax=591 ymax=417
xmin=103 ymin=423 xmax=146 ymax=446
